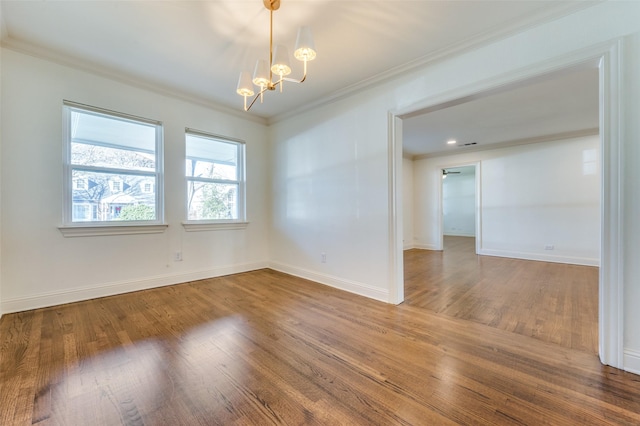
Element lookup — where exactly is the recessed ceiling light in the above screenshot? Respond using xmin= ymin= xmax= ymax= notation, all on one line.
xmin=447 ymin=139 xmax=457 ymax=145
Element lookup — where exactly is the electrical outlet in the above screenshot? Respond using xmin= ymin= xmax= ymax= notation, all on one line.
xmin=174 ymin=251 xmax=183 ymax=261
xmin=544 ymin=245 xmax=554 ymax=250
xmin=321 ymin=252 xmax=327 ymax=263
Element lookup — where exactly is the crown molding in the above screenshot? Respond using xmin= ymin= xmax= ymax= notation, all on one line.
xmin=267 ymin=1 xmax=601 ymax=125
xmin=410 ymin=128 xmax=600 ymax=161
xmin=0 ymin=5 xmax=8 ymax=40
xmin=0 ymin=38 xmax=268 ymax=126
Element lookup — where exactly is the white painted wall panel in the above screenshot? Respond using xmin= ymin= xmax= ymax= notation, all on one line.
xmin=0 ymin=49 xmax=269 ymax=313
xmin=269 ymin=105 xmax=391 ymax=301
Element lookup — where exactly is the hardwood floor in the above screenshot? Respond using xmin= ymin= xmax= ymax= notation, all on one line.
xmin=405 ymin=236 xmax=599 ymax=354
xmin=2 ymin=268 xmax=638 ymax=425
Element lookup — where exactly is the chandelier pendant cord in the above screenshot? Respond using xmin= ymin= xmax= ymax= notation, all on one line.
xmin=269 ymin=9 xmax=274 ymax=88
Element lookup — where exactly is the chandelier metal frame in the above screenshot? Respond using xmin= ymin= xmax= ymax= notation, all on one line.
xmin=236 ymin=0 xmax=316 ymax=111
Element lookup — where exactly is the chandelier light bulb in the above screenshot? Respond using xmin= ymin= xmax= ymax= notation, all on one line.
xmin=236 ymin=71 xmax=255 ymax=97
xmin=294 ymin=26 xmax=316 ymax=61
xmin=253 ymin=60 xmax=270 ymax=87
xmin=271 ymin=45 xmax=292 ymax=76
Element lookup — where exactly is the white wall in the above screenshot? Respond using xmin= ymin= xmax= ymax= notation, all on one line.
xmin=0 ymin=49 xmax=270 ymax=313
xmin=415 ymin=136 xmax=600 ymax=265
xmin=269 ymin=2 xmax=640 ymax=371
xmin=402 ymin=157 xmax=414 ymax=249
xmin=442 ymin=169 xmax=476 ymax=237
xmin=269 ymin=104 xmax=392 ymax=301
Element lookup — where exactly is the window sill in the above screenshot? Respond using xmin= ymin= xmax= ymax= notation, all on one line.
xmin=181 ymin=221 xmax=249 ymax=232
xmin=58 ymin=223 xmax=169 ymax=237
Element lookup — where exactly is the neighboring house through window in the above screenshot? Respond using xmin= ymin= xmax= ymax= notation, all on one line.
xmin=185 ymin=129 xmax=245 ymax=222
xmin=62 ymin=101 xmax=164 ymax=225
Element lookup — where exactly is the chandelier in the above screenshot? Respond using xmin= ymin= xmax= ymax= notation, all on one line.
xmin=236 ymin=0 xmax=317 ymax=111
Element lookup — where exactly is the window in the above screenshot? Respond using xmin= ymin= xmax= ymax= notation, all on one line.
xmin=62 ymin=102 xmax=164 ymax=229
xmin=185 ymin=130 xmax=245 ymax=224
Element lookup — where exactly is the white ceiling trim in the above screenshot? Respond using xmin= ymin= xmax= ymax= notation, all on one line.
xmin=0 ymin=37 xmax=268 ymax=126
xmin=410 ymin=128 xmax=599 ymax=161
xmin=0 ymin=6 xmax=7 ymax=40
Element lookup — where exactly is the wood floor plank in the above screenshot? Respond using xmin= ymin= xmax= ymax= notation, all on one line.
xmin=1 ymin=264 xmax=639 ymax=425
xmin=404 ymin=236 xmax=599 ymax=353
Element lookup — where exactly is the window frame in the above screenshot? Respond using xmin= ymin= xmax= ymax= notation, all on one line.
xmin=182 ymin=128 xmax=248 ymax=231
xmin=59 ymin=101 xmax=167 ymax=237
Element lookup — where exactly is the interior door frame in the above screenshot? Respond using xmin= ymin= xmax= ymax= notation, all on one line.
xmin=388 ymin=40 xmax=624 ymax=369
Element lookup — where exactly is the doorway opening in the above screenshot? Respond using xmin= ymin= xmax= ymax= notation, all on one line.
xmin=440 ymin=164 xmax=478 ymax=254
xmin=389 ymin=42 xmax=624 ymax=368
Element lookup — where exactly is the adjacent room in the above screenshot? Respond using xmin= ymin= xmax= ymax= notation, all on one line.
xmin=401 ymin=65 xmax=601 ymax=353
xmin=2 ymin=1 xmax=640 ymax=424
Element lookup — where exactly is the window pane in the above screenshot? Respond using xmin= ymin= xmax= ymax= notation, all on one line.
xmin=187 ymin=181 xmax=238 ymax=220
xmin=73 ymin=204 xmax=91 ymax=221
xmin=185 ymin=159 xmax=236 ymax=180
xmin=185 ymin=134 xmax=237 ymax=179
xmin=70 ymin=109 xmax=156 ymax=171
xmin=71 ymin=110 xmax=156 ymax=152
xmin=71 ymin=142 xmax=156 ymax=171
xmin=72 ymin=170 xmax=156 ymax=222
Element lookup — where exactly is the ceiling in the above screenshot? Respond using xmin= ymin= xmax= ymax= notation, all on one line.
xmin=1 ymin=1 xmax=597 ymax=122
xmin=402 ymin=64 xmax=600 ymax=158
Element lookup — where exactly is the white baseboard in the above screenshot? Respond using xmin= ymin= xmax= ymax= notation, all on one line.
xmin=624 ymin=349 xmax=640 ymax=376
xmin=443 ymin=232 xmax=475 ymax=237
xmin=413 ymin=243 xmax=440 ymax=251
xmin=478 ymin=248 xmax=599 ymax=267
xmin=269 ymin=261 xmax=389 ymax=303
xmin=1 ymin=261 xmax=269 ymax=314
xmin=403 ymin=240 xmax=414 ymax=250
